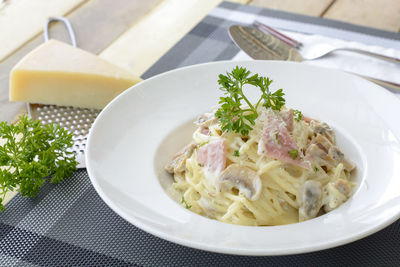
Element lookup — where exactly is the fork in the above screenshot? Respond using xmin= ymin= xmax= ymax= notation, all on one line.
xmin=253 ymin=20 xmax=400 ymax=64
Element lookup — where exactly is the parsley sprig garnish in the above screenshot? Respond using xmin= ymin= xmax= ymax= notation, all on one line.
xmin=0 ymin=115 xmax=77 ymax=211
xmin=215 ymin=66 xmax=285 ymax=136
xmin=293 ymin=109 xmax=303 ymax=122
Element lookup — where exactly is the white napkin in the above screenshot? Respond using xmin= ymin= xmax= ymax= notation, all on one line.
xmin=232 ymin=31 xmax=400 ymax=98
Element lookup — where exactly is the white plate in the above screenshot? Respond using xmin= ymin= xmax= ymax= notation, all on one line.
xmin=86 ymin=60 xmax=400 ymax=256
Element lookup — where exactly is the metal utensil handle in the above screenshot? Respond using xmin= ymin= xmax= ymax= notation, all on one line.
xmin=336 ymin=48 xmax=400 ymax=64
xmin=43 ymin=17 xmax=77 ymax=47
xmin=253 ymin=20 xmax=302 ymax=49
xmin=357 ymin=74 xmax=400 ymax=92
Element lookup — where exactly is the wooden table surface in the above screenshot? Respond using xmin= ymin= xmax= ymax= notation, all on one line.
xmin=0 ymin=0 xmax=399 ymax=203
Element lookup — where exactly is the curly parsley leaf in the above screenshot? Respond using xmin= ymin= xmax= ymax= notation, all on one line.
xmin=293 ymin=109 xmax=303 ymax=122
xmin=275 ymin=132 xmax=281 ymax=145
xmin=215 ymin=66 xmax=285 ymax=136
xmin=288 ymin=149 xmax=299 ymax=160
xmin=0 ymin=115 xmax=77 ymax=211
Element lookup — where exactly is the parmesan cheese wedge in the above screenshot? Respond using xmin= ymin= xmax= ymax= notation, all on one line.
xmin=9 ymin=39 xmax=142 ymax=109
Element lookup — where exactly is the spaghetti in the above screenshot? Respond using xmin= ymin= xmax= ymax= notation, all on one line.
xmin=166 ymin=106 xmax=356 ymax=226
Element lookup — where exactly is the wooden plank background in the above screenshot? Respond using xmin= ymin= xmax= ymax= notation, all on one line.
xmin=323 ymin=0 xmax=400 ymax=32
xmin=1 ymin=0 xmax=399 ymax=124
xmin=0 ymin=0 xmax=399 ymax=203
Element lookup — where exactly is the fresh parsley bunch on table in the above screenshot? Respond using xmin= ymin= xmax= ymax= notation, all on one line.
xmin=0 ymin=115 xmax=77 ymax=211
xmin=215 ymin=66 xmax=285 ymax=136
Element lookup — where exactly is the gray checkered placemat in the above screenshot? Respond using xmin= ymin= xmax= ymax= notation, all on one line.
xmin=2 ymin=2 xmax=400 ymax=266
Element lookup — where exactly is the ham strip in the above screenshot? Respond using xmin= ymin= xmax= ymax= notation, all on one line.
xmin=279 ymin=109 xmax=293 ymax=132
xmin=258 ymin=110 xmax=310 ymax=169
xmin=197 ymin=139 xmax=226 ymax=174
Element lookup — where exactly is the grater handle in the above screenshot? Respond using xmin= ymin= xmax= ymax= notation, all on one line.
xmin=43 ymin=17 xmax=77 ymax=47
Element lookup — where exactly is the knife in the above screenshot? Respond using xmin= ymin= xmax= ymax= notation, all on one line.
xmin=229 ymin=25 xmax=400 ymax=92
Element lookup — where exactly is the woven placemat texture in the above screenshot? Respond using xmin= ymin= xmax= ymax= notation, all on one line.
xmin=1 ymin=170 xmax=400 ymax=266
xmin=2 ymin=2 xmax=400 ymax=266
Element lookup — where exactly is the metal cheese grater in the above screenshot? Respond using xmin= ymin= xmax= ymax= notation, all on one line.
xmin=27 ymin=17 xmax=100 ymax=168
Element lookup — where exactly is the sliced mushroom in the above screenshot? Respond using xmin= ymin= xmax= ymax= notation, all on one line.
xmin=195 ymin=113 xmax=218 ymax=137
xmin=322 ymin=180 xmax=350 ymax=212
xmin=311 ymin=134 xmax=332 ymax=153
xmin=310 ymin=121 xmax=336 ymax=144
xmin=333 ymin=178 xmax=352 ymax=197
xmin=165 ymin=143 xmax=196 ymax=174
xmin=305 ymin=143 xmax=335 ymax=170
xmin=195 ymin=112 xmax=217 ymax=127
xmin=299 ymin=180 xmax=323 ymax=221
xmin=305 ymin=134 xmax=355 ymax=172
xmin=328 ymin=146 xmax=356 ymax=172
xmin=217 ymin=164 xmax=262 ymax=201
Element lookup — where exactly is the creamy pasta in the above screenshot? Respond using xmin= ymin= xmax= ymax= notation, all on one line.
xmin=165 ymin=104 xmax=356 ymax=226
